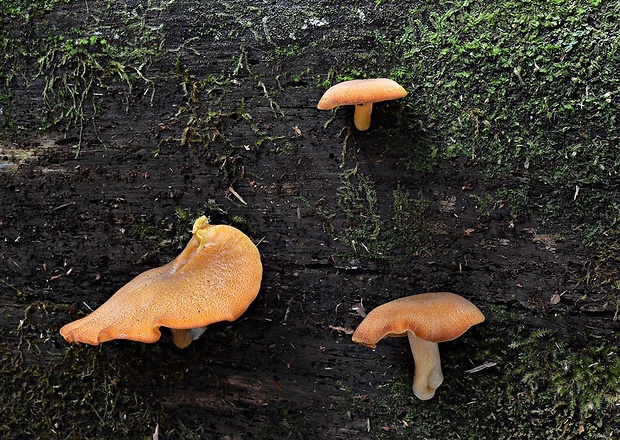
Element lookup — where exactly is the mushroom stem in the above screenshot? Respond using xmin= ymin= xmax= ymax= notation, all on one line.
xmin=353 ymin=102 xmax=373 ymax=131
xmin=407 ymin=330 xmax=444 ymax=400
xmin=170 ymin=327 xmax=207 ymax=349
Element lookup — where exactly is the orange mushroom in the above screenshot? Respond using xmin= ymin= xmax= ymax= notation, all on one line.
xmin=317 ymin=78 xmax=407 ymax=131
xmin=352 ymin=292 xmax=484 ymax=400
xmin=60 ymin=216 xmax=262 ymax=349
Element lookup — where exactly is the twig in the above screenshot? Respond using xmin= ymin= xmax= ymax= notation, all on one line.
xmin=465 ymin=361 xmax=498 ymax=374
xmin=51 ymin=202 xmax=77 ymax=212
xmin=228 ymin=186 xmax=247 ymax=205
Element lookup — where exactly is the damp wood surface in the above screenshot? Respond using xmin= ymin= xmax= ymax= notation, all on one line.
xmin=1 ymin=0 xmax=620 ymax=439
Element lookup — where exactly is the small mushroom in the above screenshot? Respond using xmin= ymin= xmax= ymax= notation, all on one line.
xmin=352 ymin=292 xmax=484 ymax=400
xmin=317 ymin=78 xmax=407 ymax=131
xmin=60 ymin=216 xmax=262 ymax=349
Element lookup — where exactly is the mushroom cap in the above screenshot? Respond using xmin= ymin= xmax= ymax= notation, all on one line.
xmin=317 ymin=78 xmax=407 ymax=110
xmin=352 ymin=292 xmax=484 ymax=348
xmin=60 ymin=216 xmax=262 ymax=346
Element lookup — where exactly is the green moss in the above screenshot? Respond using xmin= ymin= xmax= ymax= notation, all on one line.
xmin=0 ymin=0 xmax=69 ymax=21
xmin=381 ymin=0 xmax=620 ymax=237
xmin=174 ymin=59 xmax=282 ymax=164
xmin=579 ymin=236 xmax=620 ymax=318
xmin=1 ymin=0 xmax=171 ymax=145
xmin=0 ymin=302 xmax=166 ymax=439
xmin=253 ymin=406 xmax=310 ymax=440
xmin=319 ymin=167 xmax=434 ymax=261
xmin=274 ymin=44 xmax=303 ymax=58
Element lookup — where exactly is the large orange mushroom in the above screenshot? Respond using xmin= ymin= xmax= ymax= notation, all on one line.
xmin=352 ymin=292 xmax=484 ymax=400
xmin=317 ymin=78 xmax=407 ymax=131
xmin=60 ymin=216 xmax=262 ymax=349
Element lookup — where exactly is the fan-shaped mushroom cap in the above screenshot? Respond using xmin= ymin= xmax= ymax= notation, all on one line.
xmin=317 ymin=78 xmax=407 ymax=131
xmin=352 ymin=292 xmax=484 ymax=347
xmin=60 ymin=216 xmax=262 ymax=348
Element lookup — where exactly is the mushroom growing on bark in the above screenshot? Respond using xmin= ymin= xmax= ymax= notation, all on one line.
xmin=60 ymin=216 xmax=262 ymax=349
xmin=317 ymin=78 xmax=407 ymax=131
xmin=352 ymin=292 xmax=484 ymax=400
